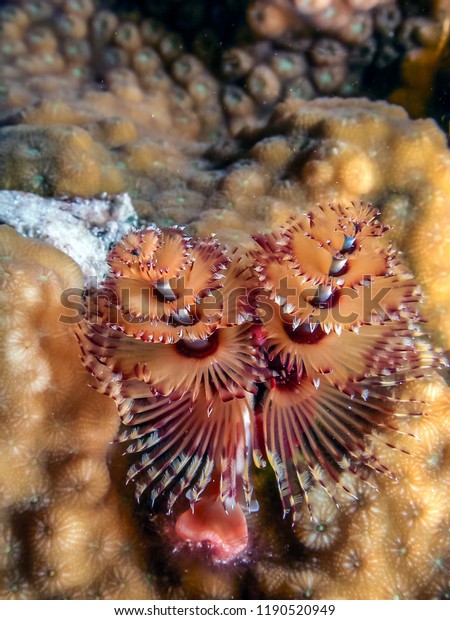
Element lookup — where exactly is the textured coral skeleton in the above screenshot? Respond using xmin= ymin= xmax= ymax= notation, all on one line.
xmin=77 ymin=202 xmax=439 ymax=531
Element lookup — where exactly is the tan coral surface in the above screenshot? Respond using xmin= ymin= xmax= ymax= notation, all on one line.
xmin=0 ymin=226 xmax=154 ymax=599
xmin=0 ymin=1 xmax=224 ymax=142
xmin=0 ymin=0 xmax=225 ymax=208
xmin=249 ymin=374 xmax=450 ymax=600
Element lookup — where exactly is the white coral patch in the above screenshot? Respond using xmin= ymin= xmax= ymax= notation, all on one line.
xmin=4 ymin=329 xmax=40 ymax=366
xmin=295 ymin=487 xmax=340 ymax=550
xmin=0 ymin=190 xmax=138 ymax=280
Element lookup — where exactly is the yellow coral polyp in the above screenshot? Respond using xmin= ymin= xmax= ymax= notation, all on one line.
xmin=124 ymin=141 xmax=184 ymax=174
xmin=97 ymin=118 xmax=139 ymax=148
xmin=294 ymin=488 xmax=341 ymax=550
xmin=336 ymin=152 xmax=379 ymax=194
xmin=22 ymin=99 xmax=89 ymax=126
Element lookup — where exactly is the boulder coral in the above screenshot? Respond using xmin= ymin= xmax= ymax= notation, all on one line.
xmin=0 ymin=0 xmax=226 ymax=211
xmin=249 ymin=373 xmax=450 ymax=600
xmin=247 ymin=0 xmax=394 ymax=41
xmin=222 ymin=0 xmax=412 ymax=132
xmin=0 ymin=124 xmax=125 ymax=197
xmin=0 ymin=0 xmax=449 ymax=602
xmin=0 ymin=226 xmax=154 ymax=599
xmin=0 ymin=1 xmax=225 ymax=141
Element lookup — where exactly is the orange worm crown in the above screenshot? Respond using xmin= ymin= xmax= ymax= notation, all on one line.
xmin=77 ymin=204 xmax=440 ymax=524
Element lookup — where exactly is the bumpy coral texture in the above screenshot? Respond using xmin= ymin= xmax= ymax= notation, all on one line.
xmin=0 ymin=0 xmax=442 ymax=212
xmin=222 ymin=0 xmax=410 ymax=133
xmin=0 ymin=0 xmax=226 ymax=209
xmin=0 ymin=226 xmax=154 ymax=599
xmin=0 ymin=0 xmax=224 ymax=140
xmin=251 ymin=373 xmax=450 ymax=600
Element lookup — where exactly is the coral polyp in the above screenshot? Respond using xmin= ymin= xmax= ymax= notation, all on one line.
xmin=78 ymin=203 xmax=439 ymax=547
